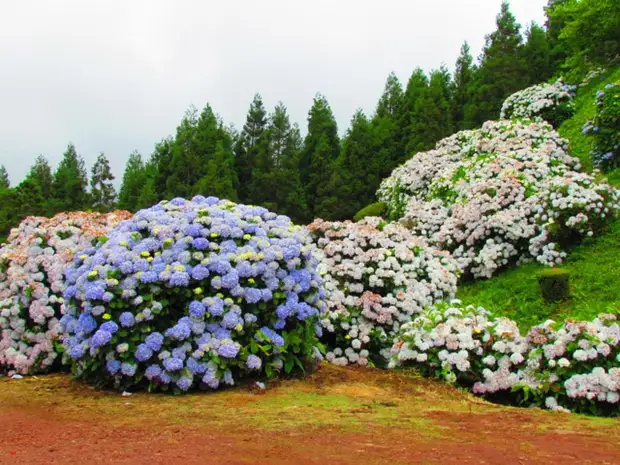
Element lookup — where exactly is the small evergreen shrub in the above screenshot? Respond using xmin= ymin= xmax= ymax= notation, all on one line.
xmin=353 ymin=202 xmax=387 ymax=222
xmin=61 ymin=197 xmax=325 ymax=393
xmin=538 ymin=268 xmax=570 ymax=302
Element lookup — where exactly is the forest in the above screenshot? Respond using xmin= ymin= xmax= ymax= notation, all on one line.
xmin=0 ymin=0 xmax=617 ymax=239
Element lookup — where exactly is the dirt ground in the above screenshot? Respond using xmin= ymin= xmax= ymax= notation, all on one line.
xmin=1 ymin=365 xmax=619 ymax=465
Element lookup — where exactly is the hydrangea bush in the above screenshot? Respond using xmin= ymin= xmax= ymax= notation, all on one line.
xmin=61 ymin=197 xmax=325 ymax=393
xmin=515 ymin=315 xmax=619 ymax=415
xmin=391 ymin=301 xmax=619 ymax=416
xmin=390 ymin=302 xmax=528 ymax=392
xmin=0 ymin=211 xmax=131 ymax=375
xmin=500 ymin=80 xmax=576 ymax=127
xmin=378 ymin=119 xmax=620 ymax=278
xmin=582 ymin=81 xmax=620 ymax=170
xmin=307 ymin=217 xmax=458 ymax=367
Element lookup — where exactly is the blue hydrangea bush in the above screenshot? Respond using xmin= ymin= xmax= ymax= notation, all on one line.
xmin=60 ymin=197 xmax=325 ymax=393
xmin=582 ymin=81 xmax=620 ymax=170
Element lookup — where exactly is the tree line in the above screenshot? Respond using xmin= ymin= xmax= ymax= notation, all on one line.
xmin=1 ymin=0 xmax=617 ymax=240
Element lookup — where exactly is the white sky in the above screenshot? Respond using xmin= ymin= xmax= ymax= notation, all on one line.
xmin=0 ymin=0 xmax=547 ymax=186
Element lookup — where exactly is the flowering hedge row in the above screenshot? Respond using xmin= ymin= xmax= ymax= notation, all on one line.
xmin=378 ymin=119 xmax=620 ymax=278
xmin=61 ymin=197 xmax=325 ymax=393
xmin=500 ymin=80 xmax=576 ymax=127
xmin=0 ymin=211 xmax=131 ymax=375
xmin=582 ymin=81 xmax=620 ymax=170
xmin=391 ymin=301 xmax=619 ymax=416
xmin=307 ymin=217 xmax=458 ymax=367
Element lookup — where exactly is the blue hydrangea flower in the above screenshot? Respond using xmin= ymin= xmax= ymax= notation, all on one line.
xmin=247 ymin=355 xmax=262 ymax=370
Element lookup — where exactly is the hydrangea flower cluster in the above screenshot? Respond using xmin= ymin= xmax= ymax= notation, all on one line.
xmin=390 ymin=301 xmax=528 ymax=393
xmin=0 ymin=211 xmax=131 ymax=375
xmin=307 ymin=217 xmax=458 ymax=367
xmin=61 ymin=197 xmax=325 ymax=393
xmin=378 ymin=119 xmax=620 ymax=278
xmin=582 ymin=81 xmax=619 ymax=170
xmin=516 ymin=315 xmax=619 ymax=415
xmin=500 ymin=80 xmax=576 ymax=126
xmin=390 ymin=301 xmax=619 ymax=415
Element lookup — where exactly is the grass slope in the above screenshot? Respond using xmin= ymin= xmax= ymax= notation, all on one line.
xmin=457 ymin=66 xmax=620 ymax=329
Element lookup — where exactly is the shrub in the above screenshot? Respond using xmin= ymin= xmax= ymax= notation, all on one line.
xmin=515 ymin=315 xmax=619 ymax=415
xmin=307 ymin=217 xmax=458 ymax=367
xmin=353 ymin=202 xmax=387 ymax=222
xmin=500 ymin=80 xmax=576 ymax=127
xmin=378 ymin=119 xmax=620 ymax=279
xmin=0 ymin=211 xmax=131 ymax=375
xmin=582 ymin=81 xmax=620 ymax=170
xmin=538 ymin=268 xmax=570 ymax=302
xmin=390 ymin=301 xmax=528 ymax=392
xmin=60 ymin=197 xmax=325 ymax=393
xmin=390 ymin=301 xmax=619 ymax=415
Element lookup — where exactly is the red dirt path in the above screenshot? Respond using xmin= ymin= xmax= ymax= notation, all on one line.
xmin=1 ymin=366 xmax=619 ymax=464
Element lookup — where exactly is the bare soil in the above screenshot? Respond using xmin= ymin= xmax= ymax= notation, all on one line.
xmin=1 ymin=365 xmax=619 ymax=464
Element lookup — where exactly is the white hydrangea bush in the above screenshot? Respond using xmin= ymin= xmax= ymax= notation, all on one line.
xmin=307 ymin=217 xmax=459 ymax=367
xmin=516 ymin=315 xmax=620 ymax=415
xmin=500 ymin=80 xmax=576 ymax=126
xmin=390 ymin=301 xmax=529 ymax=392
xmin=378 ymin=120 xmax=620 ymax=278
xmin=0 ymin=211 xmax=131 ymax=375
xmin=390 ymin=301 xmax=619 ymax=415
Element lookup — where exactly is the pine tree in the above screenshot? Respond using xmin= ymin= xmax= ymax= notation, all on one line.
xmin=523 ymin=23 xmax=553 ymax=85
xmin=166 ymin=106 xmax=199 ymax=199
xmin=117 ymin=151 xmax=145 ymax=211
xmin=136 ymin=162 xmax=159 ymax=210
xmin=90 ymin=153 xmax=116 ymax=212
xmin=402 ymin=68 xmax=430 ymax=156
xmin=149 ymin=138 xmax=174 ymax=198
xmin=0 ymin=165 xmax=9 ymax=189
xmin=235 ymin=94 xmax=269 ymax=204
xmin=51 ymin=143 xmax=89 ymax=212
xmin=471 ymin=1 xmax=528 ymax=125
xmin=372 ymin=72 xmax=406 ymax=174
xmin=258 ymin=104 xmax=309 ymax=221
xmin=545 ymin=0 xmax=570 ymax=71
xmin=452 ymin=42 xmax=476 ymax=130
xmin=300 ymin=95 xmax=340 ymax=217
xmin=194 ymin=140 xmax=238 ymax=201
xmin=319 ymin=110 xmax=379 ymax=220
xmin=25 ymin=155 xmax=53 ymax=200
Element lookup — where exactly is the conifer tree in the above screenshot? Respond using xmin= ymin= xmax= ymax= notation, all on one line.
xmin=471 ymin=1 xmax=528 ymax=125
xmin=319 ymin=110 xmax=378 ymax=220
xmin=235 ymin=94 xmax=269 ymax=204
xmin=372 ymin=72 xmax=406 ymax=173
xmin=25 ymin=155 xmax=53 ymax=201
xmin=523 ymin=23 xmax=553 ymax=85
xmin=402 ymin=68 xmax=430 ymax=156
xmin=90 ymin=152 xmax=116 ymax=212
xmin=166 ymin=106 xmax=199 ymax=199
xmin=300 ymin=95 xmax=340 ymax=217
xmin=117 ymin=151 xmax=145 ymax=211
xmin=51 ymin=143 xmax=89 ymax=211
xmin=0 ymin=165 xmax=9 ymax=189
xmin=452 ymin=42 xmax=476 ymax=130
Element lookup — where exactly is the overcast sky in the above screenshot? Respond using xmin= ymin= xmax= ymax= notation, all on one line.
xmin=0 ymin=0 xmax=547 ymax=186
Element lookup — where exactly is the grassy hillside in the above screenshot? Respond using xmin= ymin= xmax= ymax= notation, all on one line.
xmin=457 ymin=66 xmax=620 ymax=329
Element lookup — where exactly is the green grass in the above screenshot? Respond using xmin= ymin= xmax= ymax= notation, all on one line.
xmin=457 ymin=66 xmax=620 ymax=329
xmin=457 ymin=219 xmax=620 ymax=330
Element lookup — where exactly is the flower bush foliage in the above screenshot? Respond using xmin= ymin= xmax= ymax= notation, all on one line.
xmin=61 ymin=197 xmax=325 ymax=393
xmin=582 ymin=81 xmax=620 ymax=170
xmin=378 ymin=119 xmax=620 ymax=278
xmin=0 ymin=211 xmax=131 ymax=375
xmin=500 ymin=80 xmax=576 ymax=127
xmin=391 ymin=301 xmax=619 ymax=415
xmin=307 ymin=217 xmax=458 ymax=367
